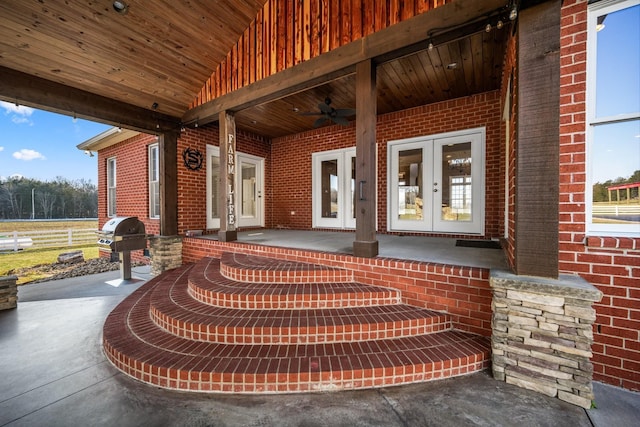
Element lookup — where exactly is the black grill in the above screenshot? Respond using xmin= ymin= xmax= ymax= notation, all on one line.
xmin=97 ymin=216 xmax=147 ymax=281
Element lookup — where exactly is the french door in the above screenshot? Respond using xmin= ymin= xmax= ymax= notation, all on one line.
xmin=388 ymin=128 xmax=485 ymax=234
xmin=206 ymin=145 xmax=264 ymax=229
xmin=312 ymin=148 xmax=357 ymax=229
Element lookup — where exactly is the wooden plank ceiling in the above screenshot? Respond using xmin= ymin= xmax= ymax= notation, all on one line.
xmin=0 ymin=0 xmax=267 ymax=118
xmin=0 ymin=0 xmax=510 ymax=139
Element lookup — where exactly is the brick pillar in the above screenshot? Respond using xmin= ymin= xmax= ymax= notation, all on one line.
xmin=148 ymin=236 xmax=183 ymax=276
xmin=0 ymin=275 xmax=18 ymax=310
xmin=490 ymin=270 xmax=603 ymax=409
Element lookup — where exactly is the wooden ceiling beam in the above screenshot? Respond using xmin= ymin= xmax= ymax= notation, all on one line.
xmin=0 ymin=66 xmax=181 ymax=133
xmin=182 ymin=0 xmax=509 ymax=127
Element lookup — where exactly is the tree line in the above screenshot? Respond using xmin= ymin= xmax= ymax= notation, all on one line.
xmin=593 ymin=170 xmax=640 ymax=203
xmin=0 ymin=176 xmax=97 ymax=219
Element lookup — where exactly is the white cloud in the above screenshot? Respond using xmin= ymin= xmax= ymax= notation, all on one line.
xmin=13 ymin=149 xmax=45 ymax=161
xmin=0 ymin=146 xmax=4 ymax=152
xmin=0 ymin=100 xmax=34 ymax=116
xmin=0 ymin=100 xmax=35 ymax=125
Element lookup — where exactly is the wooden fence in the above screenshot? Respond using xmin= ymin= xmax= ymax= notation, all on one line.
xmin=0 ymin=229 xmax=97 ymax=252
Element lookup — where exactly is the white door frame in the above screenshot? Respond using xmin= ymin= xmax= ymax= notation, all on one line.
xmin=312 ymin=147 xmax=357 ymax=229
xmin=207 ymin=145 xmax=264 ymax=230
xmin=237 ymin=152 xmax=264 ymax=228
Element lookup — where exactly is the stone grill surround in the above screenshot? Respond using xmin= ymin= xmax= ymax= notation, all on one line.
xmin=0 ymin=275 xmax=18 ymax=310
xmin=148 ymin=235 xmax=183 ymax=276
xmin=490 ymin=270 xmax=602 ymax=409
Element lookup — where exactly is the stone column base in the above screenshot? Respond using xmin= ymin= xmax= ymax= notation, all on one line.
xmin=490 ymin=270 xmax=603 ymax=409
xmin=148 ymin=235 xmax=183 ymax=277
xmin=0 ymin=275 xmax=18 ymax=310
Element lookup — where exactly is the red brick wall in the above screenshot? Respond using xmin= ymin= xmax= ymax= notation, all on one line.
xmin=560 ymin=0 xmax=640 ymax=391
xmin=271 ymin=91 xmax=504 ymax=239
xmin=98 ymin=132 xmax=159 ymax=263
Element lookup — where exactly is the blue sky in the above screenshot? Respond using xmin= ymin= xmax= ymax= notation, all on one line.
xmin=0 ymin=101 xmax=110 ymax=183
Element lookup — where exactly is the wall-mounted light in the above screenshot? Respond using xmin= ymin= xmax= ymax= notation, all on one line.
xmin=509 ymin=2 xmax=518 ymax=21
xmin=84 ymin=150 xmax=95 ymax=157
xmin=113 ymin=1 xmax=129 ymax=15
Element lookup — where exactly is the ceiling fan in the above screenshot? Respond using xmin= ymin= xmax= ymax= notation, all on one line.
xmin=299 ymin=97 xmax=355 ymax=127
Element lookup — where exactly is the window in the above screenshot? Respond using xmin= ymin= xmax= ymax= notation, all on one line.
xmin=587 ymin=0 xmax=640 ymax=235
xmin=107 ymin=157 xmax=116 ymax=217
xmin=149 ymin=144 xmax=160 ymax=218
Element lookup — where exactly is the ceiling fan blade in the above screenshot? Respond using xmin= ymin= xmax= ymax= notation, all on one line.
xmin=298 ymin=112 xmax=323 ymax=116
xmin=334 ymin=108 xmax=356 ymax=117
xmin=313 ymin=117 xmax=329 ymax=127
xmin=332 ymin=116 xmax=350 ymax=126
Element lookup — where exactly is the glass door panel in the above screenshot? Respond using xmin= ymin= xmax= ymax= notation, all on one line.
xmin=439 ymin=142 xmax=472 ymax=222
xmin=321 ymin=159 xmax=339 ymax=219
xmin=389 ymin=141 xmax=431 ymax=231
xmin=433 ymin=133 xmax=483 ymax=234
xmin=206 ymin=145 xmax=220 ymax=229
xmin=346 ymin=153 xmax=357 ymax=229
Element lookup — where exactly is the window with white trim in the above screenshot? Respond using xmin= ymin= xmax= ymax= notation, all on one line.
xmin=587 ymin=0 xmax=640 ymax=235
xmin=107 ymin=157 xmax=116 ymax=217
xmin=149 ymin=144 xmax=160 ymax=218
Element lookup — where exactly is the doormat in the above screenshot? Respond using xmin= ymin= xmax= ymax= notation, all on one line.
xmin=455 ymin=239 xmax=502 ymax=249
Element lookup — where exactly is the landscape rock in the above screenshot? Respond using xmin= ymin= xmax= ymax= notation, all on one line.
xmin=57 ymin=250 xmax=84 ymax=264
xmin=10 ymin=257 xmax=146 ymax=284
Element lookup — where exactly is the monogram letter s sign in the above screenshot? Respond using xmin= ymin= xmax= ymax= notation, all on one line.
xmin=182 ymin=147 xmax=203 ymax=171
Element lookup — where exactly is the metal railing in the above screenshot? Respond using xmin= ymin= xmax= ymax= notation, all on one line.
xmin=0 ymin=228 xmax=97 ymax=251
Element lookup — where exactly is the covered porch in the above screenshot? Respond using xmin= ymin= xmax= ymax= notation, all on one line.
xmin=194 ymin=229 xmax=508 ymax=270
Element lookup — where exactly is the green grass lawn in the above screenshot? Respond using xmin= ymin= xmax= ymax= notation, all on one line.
xmin=0 ymin=245 xmax=100 ymax=283
xmin=0 ymin=220 xmax=100 ymax=283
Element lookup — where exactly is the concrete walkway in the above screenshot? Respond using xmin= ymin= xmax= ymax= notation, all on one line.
xmin=0 ymin=269 xmax=638 ymax=427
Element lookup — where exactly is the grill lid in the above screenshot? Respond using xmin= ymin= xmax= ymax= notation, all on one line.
xmin=101 ymin=216 xmax=145 ymax=236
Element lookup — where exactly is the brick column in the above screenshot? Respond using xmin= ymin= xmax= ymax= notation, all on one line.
xmin=490 ymin=270 xmax=602 ymax=409
xmin=0 ymin=275 xmax=18 ymax=310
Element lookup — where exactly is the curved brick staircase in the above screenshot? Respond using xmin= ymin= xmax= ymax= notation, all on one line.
xmin=103 ymin=252 xmax=490 ymax=393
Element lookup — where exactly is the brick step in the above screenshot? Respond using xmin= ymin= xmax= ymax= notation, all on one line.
xmin=219 ymin=252 xmax=353 ymax=284
xmin=189 ymin=257 xmax=400 ymax=309
xmin=103 ymin=266 xmax=490 ymax=393
xmin=150 ymin=266 xmax=449 ymax=344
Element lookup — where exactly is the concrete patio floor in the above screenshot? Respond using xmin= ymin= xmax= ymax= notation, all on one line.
xmin=201 ymin=229 xmax=509 ymax=269
xmin=1 ymin=267 xmax=638 ymax=426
